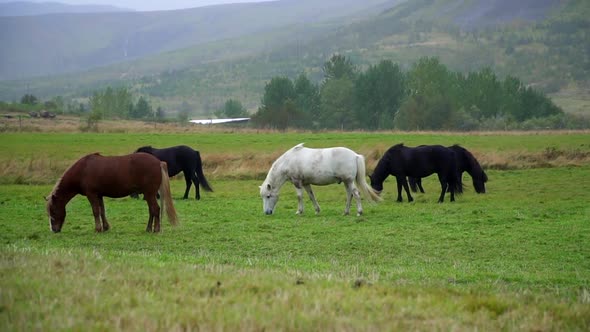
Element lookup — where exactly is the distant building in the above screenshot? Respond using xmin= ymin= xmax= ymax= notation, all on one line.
xmin=189 ymin=117 xmax=250 ymax=125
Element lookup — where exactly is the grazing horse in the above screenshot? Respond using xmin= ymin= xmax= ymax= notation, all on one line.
xmin=260 ymin=143 xmax=381 ymax=216
xmin=369 ymin=144 xmax=462 ymax=203
xmin=46 ymin=152 xmax=178 ymax=233
xmin=409 ymin=145 xmax=488 ymax=194
xmin=135 ymin=145 xmax=213 ymax=200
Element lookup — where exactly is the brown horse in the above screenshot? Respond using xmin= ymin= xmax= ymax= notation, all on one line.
xmin=46 ymin=152 xmax=178 ymax=233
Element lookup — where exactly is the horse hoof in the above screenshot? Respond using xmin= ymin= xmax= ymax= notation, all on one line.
xmin=343 ymin=211 xmax=350 ymax=216
xmin=296 ymin=211 xmax=302 ymax=215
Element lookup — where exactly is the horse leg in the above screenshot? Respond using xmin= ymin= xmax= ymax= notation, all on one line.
xmin=98 ymin=197 xmax=110 ymax=231
xmin=293 ymin=180 xmax=304 ymax=215
xmin=437 ymin=174 xmax=447 ymax=203
xmin=396 ymin=179 xmax=404 ymax=202
xmin=449 ymin=175 xmax=456 ymax=202
xmin=343 ymin=182 xmax=353 ymax=215
xmin=145 ymin=194 xmax=161 ymax=232
xmin=192 ymin=172 xmax=201 ymax=200
xmin=398 ymin=176 xmax=413 ymax=202
xmin=418 ymin=179 xmax=425 ymax=193
xmin=348 ymin=182 xmax=363 ymax=216
xmin=182 ymin=170 xmax=191 ymax=199
xmin=87 ymin=194 xmax=104 ymax=232
xmin=146 ymin=214 xmax=154 ymax=232
xmin=303 ymin=185 xmax=321 ymax=215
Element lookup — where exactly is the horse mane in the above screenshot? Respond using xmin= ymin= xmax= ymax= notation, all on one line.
xmin=47 ymin=153 xmax=99 ymax=204
xmin=271 ymin=143 xmax=304 ymax=170
xmin=292 ymin=143 xmax=305 ymax=150
xmin=452 ymin=145 xmax=486 ymax=180
xmin=380 ymin=143 xmax=405 ymax=161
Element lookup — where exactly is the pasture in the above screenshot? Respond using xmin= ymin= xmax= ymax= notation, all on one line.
xmin=1 ymin=130 xmax=590 ymax=330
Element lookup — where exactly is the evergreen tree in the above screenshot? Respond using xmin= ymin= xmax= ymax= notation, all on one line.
xmin=293 ymin=73 xmax=320 ymax=128
xmin=215 ymin=99 xmax=249 ymax=119
xmin=323 ymin=54 xmax=357 ymax=81
xmin=130 ymin=96 xmax=153 ymax=119
xmin=252 ymin=77 xmax=297 ymax=129
xmin=20 ymin=94 xmax=38 ymax=105
xmin=319 ymin=78 xmax=355 ymax=130
xmin=354 ymin=60 xmax=406 ymax=130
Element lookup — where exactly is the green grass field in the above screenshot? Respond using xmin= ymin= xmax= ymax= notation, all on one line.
xmin=1 ymin=131 xmax=590 ymax=330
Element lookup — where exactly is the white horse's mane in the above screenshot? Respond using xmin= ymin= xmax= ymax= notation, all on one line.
xmin=265 ymin=143 xmax=305 ymax=185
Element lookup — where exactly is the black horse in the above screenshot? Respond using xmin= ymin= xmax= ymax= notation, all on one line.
xmin=369 ymin=144 xmax=462 ymax=203
xmin=409 ymin=145 xmax=488 ymax=194
xmin=135 ymin=145 xmax=213 ymax=200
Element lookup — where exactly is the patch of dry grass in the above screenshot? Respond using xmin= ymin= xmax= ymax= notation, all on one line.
xmin=1 ymin=119 xmax=589 ymax=184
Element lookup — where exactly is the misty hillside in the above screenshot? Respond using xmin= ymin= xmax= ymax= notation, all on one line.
xmin=380 ymin=0 xmax=561 ymax=30
xmin=0 ymin=0 xmax=399 ymax=80
xmin=0 ymin=0 xmax=587 ymax=116
xmin=0 ymin=1 xmax=130 ymax=16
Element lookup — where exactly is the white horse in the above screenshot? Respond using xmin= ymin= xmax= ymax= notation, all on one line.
xmin=259 ymin=143 xmax=381 ymax=216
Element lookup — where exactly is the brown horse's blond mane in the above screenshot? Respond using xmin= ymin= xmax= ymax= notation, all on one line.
xmin=47 ymin=153 xmax=99 ymax=204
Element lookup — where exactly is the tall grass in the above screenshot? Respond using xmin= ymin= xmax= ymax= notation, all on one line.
xmin=0 ymin=129 xmax=589 ymax=184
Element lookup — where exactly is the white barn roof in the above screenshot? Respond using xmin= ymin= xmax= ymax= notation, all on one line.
xmin=189 ymin=117 xmax=250 ymax=125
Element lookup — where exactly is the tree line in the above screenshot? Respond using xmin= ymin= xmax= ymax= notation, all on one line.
xmin=247 ymin=55 xmax=585 ymax=131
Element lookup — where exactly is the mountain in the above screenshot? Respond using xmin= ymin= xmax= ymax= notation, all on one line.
xmin=0 ymin=1 xmax=130 ymax=16
xmin=0 ymin=0 xmax=587 ymax=115
xmin=0 ymin=0 xmax=399 ymax=80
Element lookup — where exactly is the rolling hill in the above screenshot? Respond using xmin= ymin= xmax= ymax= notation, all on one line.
xmin=0 ymin=0 xmax=399 ymax=80
xmin=0 ymin=0 xmax=588 ymax=116
xmin=0 ymin=1 xmax=130 ymax=16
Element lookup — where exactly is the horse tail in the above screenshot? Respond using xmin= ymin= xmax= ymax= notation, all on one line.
xmin=355 ymin=155 xmax=382 ymax=202
xmin=448 ymin=153 xmax=463 ymax=195
xmin=195 ymin=151 xmax=213 ymax=192
xmin=159 ymin=161 xmax=178 ymax=226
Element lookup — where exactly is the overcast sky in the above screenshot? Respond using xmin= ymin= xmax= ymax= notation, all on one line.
xmin=8 ymin=0 xmax=276 ymax=11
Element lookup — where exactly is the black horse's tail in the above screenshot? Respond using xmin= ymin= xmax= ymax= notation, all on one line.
xmin=448 ymin=161 xmax=463 ymax=195
xmin=451 ymin=172 xmax=464 ymax=194
xmin=195 ymin=151 xmax=213 ymax=192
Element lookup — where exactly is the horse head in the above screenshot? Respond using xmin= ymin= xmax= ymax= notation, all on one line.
xmin=260 ymin=182 xmax=280 ymax=215
xmin=473 ymin=170 xmax=488 ymax=193
xmin=368 ymin=174 xmax=383 ymax=195
xmin=46 ymin=194 xmax=66 ymax=233
xmin=135 ymin=146 xmax=153 ymax=154
xmin=461 ymin=147 xmax=487 ymax=194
